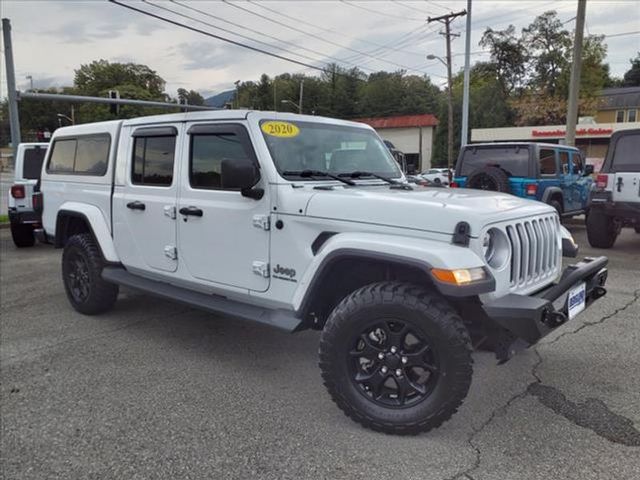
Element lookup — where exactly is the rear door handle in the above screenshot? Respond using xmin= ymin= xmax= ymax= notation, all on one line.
xmin=179 ymin=206 xmax=203 ymax=217
xmin=616 ymin=177 xmax=623 ymax=192
xmin=126 ymin=201 xmax=146 ymax=211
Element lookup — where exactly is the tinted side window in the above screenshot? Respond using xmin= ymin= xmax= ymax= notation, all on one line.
xmin=612 ymin=133 xmax=640 ymax=172
xmin=132 ymin=136 xmax=176 ymax=186
xmin=23 ymin=147 xmax=47 ymax=179
xmin=75 ymin=136 xmax=110 ymax=175
xmin=47 ymin=135 xmax=110 ymax=175
xmin=572 ymin=152 xmax=583 ymax=173
xmin=48 ymin=139 xmax=76 ymax=173
xmin=558 ymin=151 xmax=570 ymax=174
xmin=190 ymin=131 xmax=254 ymax=189
xmin=539 ymin=149 xmax=557 ymax=174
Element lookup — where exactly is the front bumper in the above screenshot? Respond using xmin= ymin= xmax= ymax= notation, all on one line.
xmin=481 ymin=256 xmax=608 ymax=357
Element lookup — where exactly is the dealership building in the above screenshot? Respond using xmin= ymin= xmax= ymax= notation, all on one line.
xmin=470 ymin=87 xmax=640 ymax=171
xmin=355 ymin=114 xmax=438 ymax=173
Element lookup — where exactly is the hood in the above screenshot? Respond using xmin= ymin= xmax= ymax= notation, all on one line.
xmin=303 ymin=185 xmax=554 ymax=237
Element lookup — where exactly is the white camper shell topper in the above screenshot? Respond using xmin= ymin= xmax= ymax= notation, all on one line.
xmin=38 ymin=110 xmax=609 ymax=435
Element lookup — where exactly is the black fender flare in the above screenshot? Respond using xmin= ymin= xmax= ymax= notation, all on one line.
xmin=295 ymin=248 xmax=495 ymax=320
xmin=541 ymin=186 xmax=563 ymax=204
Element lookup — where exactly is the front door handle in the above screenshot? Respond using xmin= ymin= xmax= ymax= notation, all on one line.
xmin=126 ymin=201 xmax=146 ymax=211
xmin=179 ymin=206 xmax=203 ymax=217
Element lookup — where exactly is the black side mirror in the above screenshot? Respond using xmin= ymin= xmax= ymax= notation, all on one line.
xmin=584 ymin=164 xmax=594 ymax=176
xmin=221 ymin=158 xmax=263 ymax=199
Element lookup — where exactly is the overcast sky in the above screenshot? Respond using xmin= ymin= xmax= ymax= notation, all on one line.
xmin=1 ymin=0 xmax=639 ymax=100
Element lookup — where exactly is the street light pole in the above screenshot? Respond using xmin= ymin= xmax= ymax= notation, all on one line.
xmin=298 ymin=79 xmax=304 ymax=114
xmin=461 ymin=0 xmax=472 ymax=147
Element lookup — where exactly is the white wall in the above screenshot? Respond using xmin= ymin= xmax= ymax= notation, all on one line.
xmin=375 ymin=127 xmax=434 ymax=171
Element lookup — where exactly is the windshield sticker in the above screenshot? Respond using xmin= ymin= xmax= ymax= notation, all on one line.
xmin=261 ymin=121 xmax=300 ymax=138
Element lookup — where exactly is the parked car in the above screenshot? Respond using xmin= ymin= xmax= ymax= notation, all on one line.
xmin=7 ymin=142 xmax=48 ymax=247
xmin=38 ymin=112 xmax=607 ymax=435
xmin=419 ymin=167 xmax=451 ymax=186
xmin=453 ymin=142 xmax=593 ymax=218
xmin=587 ymin=129 xmax=640 ymax=248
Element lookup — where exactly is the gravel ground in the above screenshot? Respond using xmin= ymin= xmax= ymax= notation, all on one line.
xmin=1 ymin=224 xmax=639 ymax=480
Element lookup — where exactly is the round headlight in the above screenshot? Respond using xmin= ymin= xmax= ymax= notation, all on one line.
xmin=482 ymin=228 xmax=510 ymax=269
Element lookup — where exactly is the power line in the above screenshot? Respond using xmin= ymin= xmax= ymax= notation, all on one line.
xmin=108 ymin=0 xmax=330 ymax=74
xmin=220 ymin=0 xmax=441 ymax=75
xmin=391 ymin=1 xmax=439 ymax=16
xmin=246 ymin=0 xmax=427 ymax=58
xmin=160 ymin=0 xmax=362 ymax=69
xmin=423 ymin=0 xmax=452 ymax=13
xmin=108 ymin=0 xmax=445 ymax=81
xmin=339 ymin=0 xmax=426 ymax=22
xmin=603 ymin=30 xmax=640 ymax=38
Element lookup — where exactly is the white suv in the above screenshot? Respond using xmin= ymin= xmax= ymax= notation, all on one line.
xmin=38 ymin=111 xmax=608 ymax=435
xmin=7 ymin=142 xmax=48 ymax=247
xmin=587 ymin=128 xmax=640 ymax=247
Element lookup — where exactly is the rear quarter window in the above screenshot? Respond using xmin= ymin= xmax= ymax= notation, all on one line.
xmin=22 ymin=147 xmax=47 ymax=179
xmin=611 ymin=133 xmax=640 ymax=172
xmin=46 ymin=134 xmax=110 ymax=175
xmin=459 ymin=146 xmax=530 ymax=177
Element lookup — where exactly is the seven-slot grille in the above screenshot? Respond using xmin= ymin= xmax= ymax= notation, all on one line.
xmin=504 ymin=215 xmax=560 ymax=288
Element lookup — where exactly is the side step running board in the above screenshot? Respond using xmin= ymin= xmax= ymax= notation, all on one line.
xmin=102 ymin=267 xmax=301 ymax=333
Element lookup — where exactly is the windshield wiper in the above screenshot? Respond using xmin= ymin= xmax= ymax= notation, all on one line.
xmin=282 ymin=169 xmax=356 ymax=186
xmin=339 ymin=171 xmax=413 ymax=190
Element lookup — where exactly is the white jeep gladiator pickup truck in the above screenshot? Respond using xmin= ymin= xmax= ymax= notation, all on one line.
xmin=7 ymin=142 xmax=48 ymax=247
xmin=38 ymin=111 xmax=609 ymax=435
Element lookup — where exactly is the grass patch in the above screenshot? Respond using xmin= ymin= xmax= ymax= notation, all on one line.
xmin=0 ymin=214 xmax=9 ymax=224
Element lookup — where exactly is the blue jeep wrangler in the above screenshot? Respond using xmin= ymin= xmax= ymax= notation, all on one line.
xmin=453 ymin=142 xmax=593 ymax=218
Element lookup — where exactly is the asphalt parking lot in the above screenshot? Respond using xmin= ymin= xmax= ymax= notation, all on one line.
xmin=1 ymin=224 xmax=639 ymax=480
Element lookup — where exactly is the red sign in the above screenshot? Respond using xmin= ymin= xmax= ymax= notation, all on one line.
xmin=532 ymin=127 xmax=614 ymax=137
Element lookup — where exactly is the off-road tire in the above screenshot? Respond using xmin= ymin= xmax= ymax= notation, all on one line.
xmin=10 ymin=222 xmax=35 ymax=248
xmin=466 ymin=166 xmax=510 ymax=193
xmin=319 ymin=282 xmax=473 ymax=435
xmin=549 ymin=199 xmax=563 ymax=220
xmin=586 ymin=209 xmax=618 ymax=248
xmin=62 ymin=233 xmax=119 ymax=315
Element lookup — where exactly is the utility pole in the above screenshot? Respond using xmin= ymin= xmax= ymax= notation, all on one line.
xmin=461 ymin=0 xmax=472 ymax=148
xmin=298 ymin=78 xmax=304 ymax=114
xmin=565 ymin=0 xmax=587 ymax=147
xmin=2 ymin=18 xmax=22 ymax=157
xmin=428 ymin=10 xmax=466 ymax=172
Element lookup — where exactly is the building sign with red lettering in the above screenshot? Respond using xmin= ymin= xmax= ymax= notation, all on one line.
xmin=532 ymin=127 xmax=614 ymax=138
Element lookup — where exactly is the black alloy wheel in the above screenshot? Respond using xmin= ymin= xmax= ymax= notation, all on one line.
xmin=62 ymin=233 xmax=119 ymax=314
xmin=66 ymin=251 xmax=91 ymax=303
xmin=349 ymin=319 xmax=439 ymax=408
xmin=319 ymin=282 xmax=473 ymax=435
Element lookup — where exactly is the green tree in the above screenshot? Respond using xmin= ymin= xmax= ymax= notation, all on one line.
xmin=480 ymin=25 xmax=528 ymax=95
xmin=177 ymin=88 xmax=205 ymax=106
xmin=622 ymin=54 xmax=640 ymax=86
xmin=74 ymin=59 xmax=166 ymax=98
xmin=522 ymin=11 xmax=572 ymax=96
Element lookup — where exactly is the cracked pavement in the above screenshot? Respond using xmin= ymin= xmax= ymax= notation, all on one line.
xmin=1 ymin=224 xmax=639 ymax=479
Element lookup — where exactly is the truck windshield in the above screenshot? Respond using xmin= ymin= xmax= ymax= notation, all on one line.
xmin=260 ymin=120 xmax=402 ymax=180
xmin=459 ymin=146 xmax=530 ymax=177
xmin=23 ymin=146 xmax=47 ymax=180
